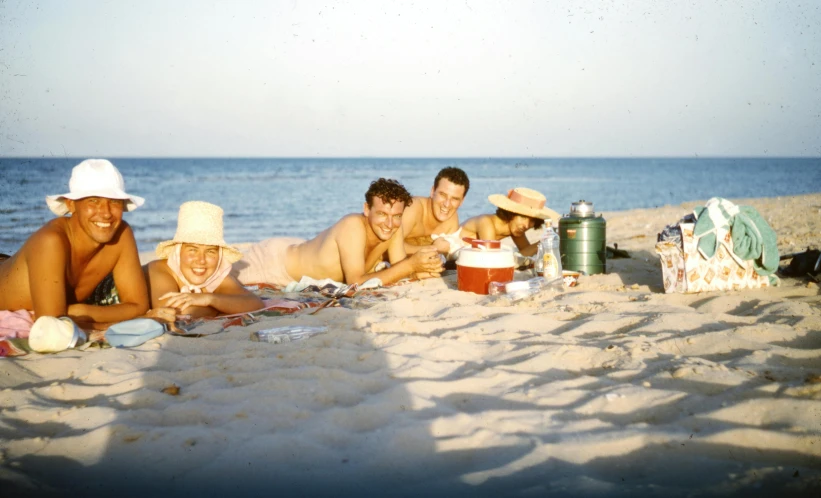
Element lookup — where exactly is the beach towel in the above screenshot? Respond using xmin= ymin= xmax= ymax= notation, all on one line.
xmin=0 ymin=310 xmax=35 ymax=339
xmin=231 ymin=237 xmax=305 ymax=287
xmin=694 ymin=198 xmax=779 ymax=276
xmin=284 ymin=276 xmax=382 ymax=295
xmin=430 ymin=228 xmax=468 ymax=260
xmin=693 ymin=197 xmax=740 ymax=261
xmin=731 ymin=206 xmax=779 ymax=276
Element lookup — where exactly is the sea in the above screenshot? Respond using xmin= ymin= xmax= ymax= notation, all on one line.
xmin=1 ymin=157 xmax=820 ymax=255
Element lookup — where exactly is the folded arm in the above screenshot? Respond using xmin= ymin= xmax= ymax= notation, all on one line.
xmin=67 ymin=227 xmax=150 ymax=325
xmin=159 ymin=276 xmax=263 ymax=317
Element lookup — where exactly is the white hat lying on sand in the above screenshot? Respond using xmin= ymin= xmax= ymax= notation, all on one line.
xmin=46 ymin=159 xmax=145 ymax=216
xmin=29 ymin=316 xmax=86 ymax=353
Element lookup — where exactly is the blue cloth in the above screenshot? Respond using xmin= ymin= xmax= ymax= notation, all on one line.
xmin=106 ymin=319 xmax=164 ymax=347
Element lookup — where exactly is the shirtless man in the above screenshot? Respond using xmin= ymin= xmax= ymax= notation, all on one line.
xmin=460 ymin=187 xmax=561 ymax=257
xmin=0 ymin=159 xmax=150 ymax=329
xmin=401 ymin=167 xmax=470 ymax=256
xmin=234 ymin=178 xmax=444 ymax=287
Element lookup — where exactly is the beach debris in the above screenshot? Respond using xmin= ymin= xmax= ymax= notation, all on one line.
xmin=805 ymin=373 xmax=821 ymax=384
xmin=607 ymin=244 xmax=630 ymax=259
xmin=162 ymin=384 xmax=181 ymax=396
xmin=251 ymin=325 xmax=328 ymax=344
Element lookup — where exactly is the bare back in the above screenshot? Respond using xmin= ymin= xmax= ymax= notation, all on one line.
xmin=460 ymin=214 xmax=506 ymax=241
xmin=286 ymin=214 xmax=395 ymax=284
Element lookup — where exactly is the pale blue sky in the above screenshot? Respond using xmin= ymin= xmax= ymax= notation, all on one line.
xmin=1 ymin=0 xmax=819 ymax=157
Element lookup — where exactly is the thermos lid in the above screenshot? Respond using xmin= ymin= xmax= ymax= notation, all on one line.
xmin=569 ymin=200 xmax=595 ymax=217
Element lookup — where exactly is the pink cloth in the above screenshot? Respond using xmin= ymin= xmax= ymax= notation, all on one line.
xmin=231 ymin=237 xmax=305 ymax=287
xmin=0 ymin=310 xmax=35 ymax=339
xmin=166 ymin=244 xmax=233 ymax=293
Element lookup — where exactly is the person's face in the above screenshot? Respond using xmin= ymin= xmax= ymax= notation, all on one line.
xmin=364 ymin=197 xmax=405 ymax=241
xmin=509 ymin=215 xmax=536 ymax=238
xmin=429 ymin=179 xmax=466 ymax=223
xmin=66 ymin=197 xmax=125 ymax=244
xmin=179 ymin=243 xmax=220 ymax=285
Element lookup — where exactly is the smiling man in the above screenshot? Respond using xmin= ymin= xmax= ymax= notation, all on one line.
xmin=0 ymin=159 xmax=150 ymax=330
xmin=234 ymin=178 xmax=444 ymax=287
xmin=401 ymin=167 xmax=470 ymax=256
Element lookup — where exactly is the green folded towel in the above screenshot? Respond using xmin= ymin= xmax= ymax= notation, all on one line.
xmin=693 ymin=198 xmax=779 ymax=277
xmin=732 ymin=206 xmax=779 ymax=276
xmin=693 ymin=198 xmax=739 ymax=259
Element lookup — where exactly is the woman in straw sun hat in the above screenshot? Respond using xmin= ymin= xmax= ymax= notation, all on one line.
xmin=143 ymin=201 xmax=263 ymax=320
xmin=458 ymin=187 xmax=561 ymax=257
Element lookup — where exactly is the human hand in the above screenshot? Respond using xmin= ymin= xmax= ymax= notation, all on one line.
xmin=145 ymin=307 xmax=177 ymax=324
xmin=432 ymin=238 xmax=451 ymax=255
xmin=413 ymin=271 xmax=442 ymax=280
xmin=159 ymin=292 xmax=213 ymax=312
xmin=409 ymin=247 xmax=445 ymax=274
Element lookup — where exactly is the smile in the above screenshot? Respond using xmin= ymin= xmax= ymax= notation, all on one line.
xmin=93 ymin=222 xmax=112 ymax=229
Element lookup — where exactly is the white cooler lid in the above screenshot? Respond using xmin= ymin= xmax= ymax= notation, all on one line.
xmin=456 ymin=247 xmax=515 ymax=269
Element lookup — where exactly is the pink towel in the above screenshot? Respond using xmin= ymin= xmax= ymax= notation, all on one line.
xmin=0 ymin=310 xmax=35 ymax=339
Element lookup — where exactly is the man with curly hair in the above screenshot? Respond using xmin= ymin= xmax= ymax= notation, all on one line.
xmin=233 ymin=178 xmax=444 ymax=287
xmin=401 ymin=167 xmax=470 ymax=257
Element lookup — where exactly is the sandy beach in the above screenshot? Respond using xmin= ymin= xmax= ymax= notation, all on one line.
xmin=2 ymin=193 xmax=820 ymax=497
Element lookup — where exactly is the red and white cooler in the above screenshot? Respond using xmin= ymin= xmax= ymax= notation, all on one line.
xmin=456 ymin=240 xmax=515 ymax=295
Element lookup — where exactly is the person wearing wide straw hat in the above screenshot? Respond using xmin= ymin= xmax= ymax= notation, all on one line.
xmin=143 ymin=201 xmax=263 ymax=319
xmin=458 ymin=187 xmax=561 ymax=257
xmin=0 ymin=159 xmax=150 ymax=333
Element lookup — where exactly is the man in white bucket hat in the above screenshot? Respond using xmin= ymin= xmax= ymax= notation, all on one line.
xmin=458 ymin=187 xmax=561 ymax=257
xmin=143 ymin=201 xmax=263 ymax=318
xmin=0 ymin=159 xmax=150 ymax=331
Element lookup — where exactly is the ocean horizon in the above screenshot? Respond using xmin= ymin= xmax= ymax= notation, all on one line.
xmin=2 ymin=156 xmax=820 ymax=255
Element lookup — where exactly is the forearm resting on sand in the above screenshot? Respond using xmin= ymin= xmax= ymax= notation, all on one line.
xmin=66 ymin=301 xmax=149 ymax=326
xmin=159 ymin=291 xmax=264 ymax=317
xmin=352 ymin=248 xmax=443 ymax=286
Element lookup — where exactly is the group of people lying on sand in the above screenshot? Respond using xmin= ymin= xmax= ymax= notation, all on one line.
xmin=0 ymin=159 xmax=559 ymax=341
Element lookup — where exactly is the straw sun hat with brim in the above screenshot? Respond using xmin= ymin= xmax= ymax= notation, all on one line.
xmin=46 ymin=159 xmax=145 ymax=216
xmin=156 ymin=201 xmax=242 ymax=263
xmin=488 ymin=187 xmax=561 ymax=221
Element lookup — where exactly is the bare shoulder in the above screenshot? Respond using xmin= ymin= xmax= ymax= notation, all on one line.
xmin=406 ymin=196 xmax=426 ymax=215
xmin=331 ymin=213 xmax=366 ymax=235
xmin=145 ymin=259 xmax=170 ymax=274
xmin=28 ymin=219 xmax=71 ymax=254
xmin=113 ymin=221 xmax=137 ymax=245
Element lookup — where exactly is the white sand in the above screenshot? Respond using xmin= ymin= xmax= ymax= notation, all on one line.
xmin=2 ymin=194 xmax=821 ymax=497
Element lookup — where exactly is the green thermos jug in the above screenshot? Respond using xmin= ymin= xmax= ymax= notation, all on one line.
xmin=558 ymin=200 xmax=607 ymax=275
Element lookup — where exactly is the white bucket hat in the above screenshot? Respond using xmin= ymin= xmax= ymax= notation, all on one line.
xmin=155 ymin=201 xmax=242 ymax=263
xmin=29 ymin=316 xmax=87 ymax=353
xmin=46 ymin=159 xmax=145 ymax=216
xmin=488 ymin=187 xmax=560 ymax=221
